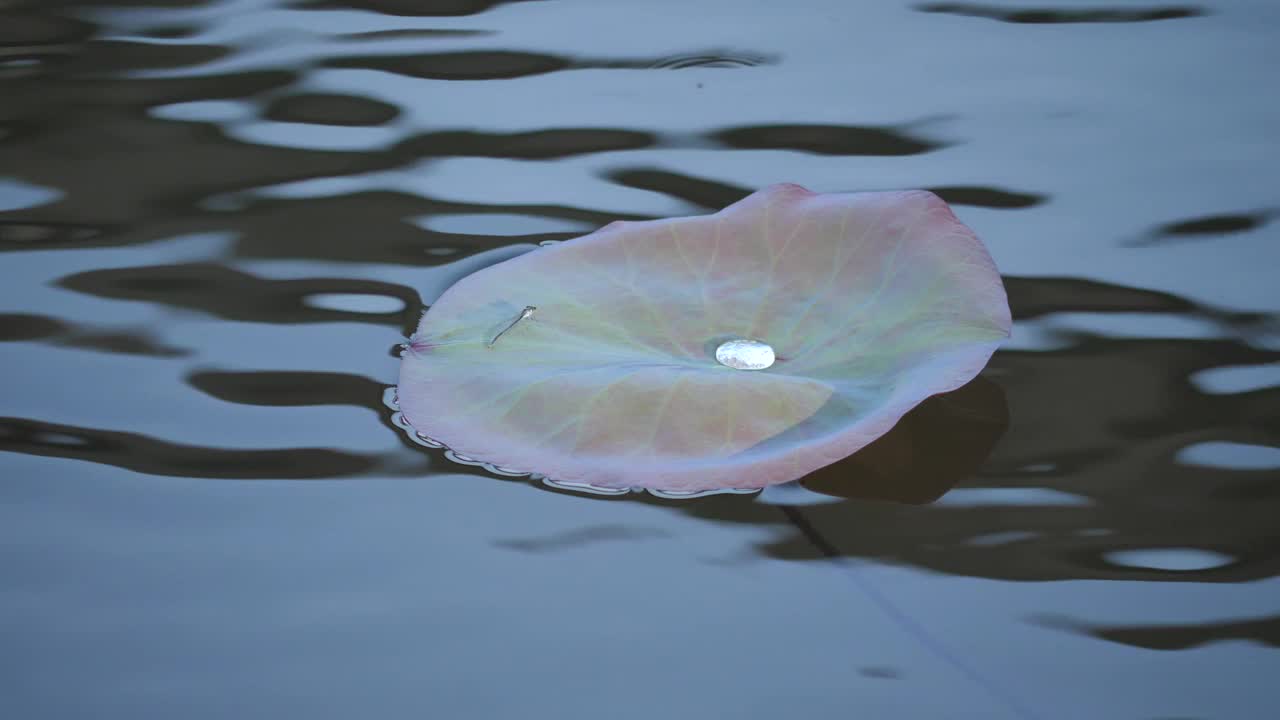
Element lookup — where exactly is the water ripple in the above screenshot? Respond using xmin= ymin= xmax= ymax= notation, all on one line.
xmin=646 ymin=51 xmax=775 ymax=70
xmin=0 ymin=416 xmax=377 ymax=479
xmin=262 ymin=91 xmax=400 ymax=126
xmin=1127 ymin=208 xmax=1278 ymax=246
xmin=916 ymin=3 xmax=1207 ymax=24
xmin=324 ymin=47 xmax=777 ymax=80
xmin=3 ymin=1 xmax=1280 ymax=713
xmin=291 ymin=0 xmax=543 ymax=18
xmin=56 ymin=263 xmax=421 ymax=327
xmin=711 ymin=123 xmax=949 ymax=156
xmin=0 ymin=312 xmax=187 ymax=357
xmin=1034 ymin=612 xmax=1280 ymax=650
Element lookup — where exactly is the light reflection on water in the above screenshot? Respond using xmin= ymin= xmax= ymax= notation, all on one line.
xmin=1 ymin=0 xmax=1278 ymax=718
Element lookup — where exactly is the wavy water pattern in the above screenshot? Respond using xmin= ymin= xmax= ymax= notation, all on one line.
xmin=1 ymin=1 xmax=1278 ymax=718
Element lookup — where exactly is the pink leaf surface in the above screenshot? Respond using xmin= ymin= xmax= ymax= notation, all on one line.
xmin=397 ymin=184 xmax=1011 ymax=492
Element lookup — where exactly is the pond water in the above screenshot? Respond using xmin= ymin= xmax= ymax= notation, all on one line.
xmin=2 ymin=1 xmax=1278 ymax=718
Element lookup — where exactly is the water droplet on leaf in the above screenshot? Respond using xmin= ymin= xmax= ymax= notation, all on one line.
xmin=715 ymin=338 xmax=775 ymax=370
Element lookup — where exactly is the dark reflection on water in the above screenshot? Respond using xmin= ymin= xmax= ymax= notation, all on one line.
xmin=0 ymin=312 xmax=188 ymax=356
xmin=263 ymin=92 xmax=401 ymax=126
xmin=859 ymin=665 xmax=902 ymax=680
xmin=646 ymin=52 xmax=772 ymax=70
xmin=58 ymin=262 xmax=421 ymax=327
xmin=338 ymin=27 xmax=493 ymax=40
xmin=0 ymin=312 xmax=65 ymax=342
xmin=916 ymin=3 xmax=1207 ymax=24
xmin=2 ymin=1 xmax=1278 ymax=718
xmin=607 ymin=168 xmax=1044 ymax=211
xmin=325 ymin=48 xmax=776 ymax=80
xmin=606 ymin=168 xmax=751 ymax=210
xmin=2 ymin=182 xmax=636 ymax=262
xmin=0 ymin=219 xmax=106 ymax=248
xmin=0 ymin=416 xmax=379 ymax=479
xmin=799 ymin=377 xmax=1009 ymax=505
xmin=1005 ymin=276 xmax=1196 ymax=318
xmin=670 ymin=334 xmax=1280 ymax=583
xmin=325 ymin=50 xmax=585 ymax=80
xmin=188 ymin=370 xmax=385 ymax=408
xmin=293 ymin=0 xmax=542 ymax=17
xmin=398 ymin=127 xmax=657 ymax=158
xmin=1034 ymin=612 xmax=1280 ymax=651
xmin=712 ymin=122 xmax=948 ymax=156
xmin=1128 ymin=209 xmax=1278 ymax=246
xmin=926 ymin=186 xmax=1046 ymax=209
xmin=494 ymin=524 xmax=672 ymax=553
xmin=0 ymin=11 xmax=93 ymax=46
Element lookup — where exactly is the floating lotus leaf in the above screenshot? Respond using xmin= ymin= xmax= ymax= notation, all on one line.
xmin=397 ymin=184 xmax=1011 ymax=494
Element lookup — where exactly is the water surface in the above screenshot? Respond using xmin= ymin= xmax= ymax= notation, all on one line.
xmin=2 ymin=1 xmax=1278 ymax=718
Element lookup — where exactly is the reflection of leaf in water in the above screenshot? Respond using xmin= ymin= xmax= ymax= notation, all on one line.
xmin=800 ymin=376 xmax=1008 ymax=505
